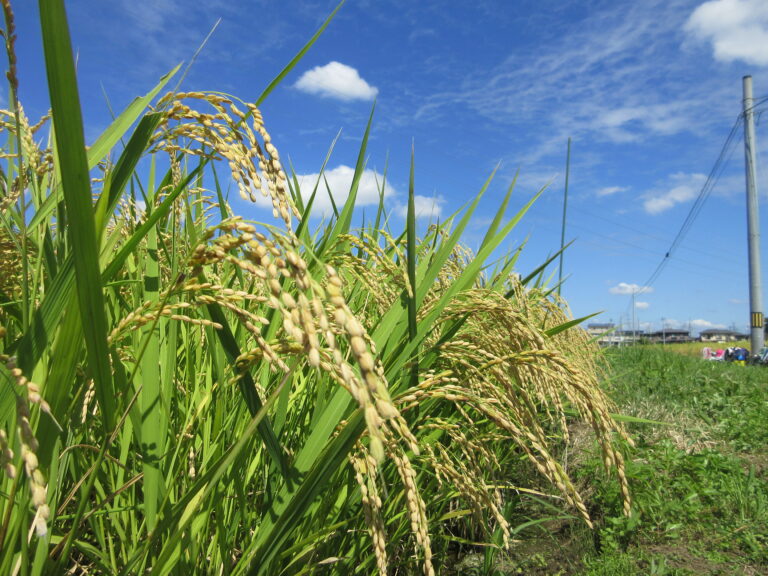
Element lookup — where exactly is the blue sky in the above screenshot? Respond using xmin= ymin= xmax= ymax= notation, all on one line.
xmin=10 ymin=0 xmax=768 ymax=335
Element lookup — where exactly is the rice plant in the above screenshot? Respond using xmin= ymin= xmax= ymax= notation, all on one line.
xmin=0 ymin=1 xmax=631 ymax=574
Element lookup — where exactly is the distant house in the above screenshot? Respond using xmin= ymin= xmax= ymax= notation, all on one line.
xmin=699 ymin=329 xmax=746 ymax=343
xmin=586 ymin=323 xmax=639 ymax=346
xmin=647 ymin=329 xmax=692 ymax=344
xmin=586 ymin=323 xmax=614 ymax=337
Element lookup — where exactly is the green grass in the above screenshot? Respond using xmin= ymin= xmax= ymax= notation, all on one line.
xmin=647 ymin=340 xmax=750 ymax=358
xmin=578 ymin=346 xmax=768 ymax=575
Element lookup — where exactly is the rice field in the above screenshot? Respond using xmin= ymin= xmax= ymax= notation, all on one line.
xmin=0 ymin=2 xmax=640 ymax=575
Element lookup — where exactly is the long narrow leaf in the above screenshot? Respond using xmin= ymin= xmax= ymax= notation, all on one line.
xmin=39 ymin=0 xmax=117 ymax=431
xmin=406 ymin=147 xmax=418 ymax=390
xmin=28 ymin=66 xmax=179 ymax=231
xmin=255 ymin=1 xmax=346 ymax=105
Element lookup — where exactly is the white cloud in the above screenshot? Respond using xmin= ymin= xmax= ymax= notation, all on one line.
xmin=643 ymin=172 xmax=707 ymax=214
xmin=635 ymin=301 xmax=650 ymax=309
xmin=596 ymin=185 xmax=628 ymax=197
xmin=295 ymin=62 xmax=379 ymax=101
xmin=690 ymin=318 xmax=727 ymax=330
xmin=609 ymin=282 xmax=653 ymax=295
xmin=592 ymin=103 xmax=691 ymax=142
xmin=292 ymin=165 xmax=395 ymax=217
xmin=396 ymin=195 xmax=444 ymax=220
xmin=685 ymin=0 xmax=768 ymax=67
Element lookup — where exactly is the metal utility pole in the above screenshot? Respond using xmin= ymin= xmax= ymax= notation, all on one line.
xmin=557 ymin=137 xmax=571 ymax=297
xmin=743 ymin=75 xmax=764 ymax=353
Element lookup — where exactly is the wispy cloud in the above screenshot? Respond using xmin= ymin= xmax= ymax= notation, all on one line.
xmin=685 ymin=0 xmax=768 ymax=67
xmin=609 ymin=282 xmax=653 ymax=295
xmin=295 ymin=62 xmax=378 ymax=101
xmin=643 ymin=172 xmax=707 ymax=214
xmin=118 ymin=0 xmax=179 ymax=34
xmin=635 ymin=301 xmax=650 ymax=309
xmin=412 ymin=0 xmax=736 ymax=170
xmin=596 ymin=185 xmax=628 ymax=197
xmin=408 ymin=28 xmax=438 ymax=43
xmin=591 ymin=103 xmax=691 ymax=143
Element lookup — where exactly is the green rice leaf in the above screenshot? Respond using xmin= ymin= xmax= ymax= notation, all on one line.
xmin=406 ymin=147 xmax=418 ymax=390
xmin=204 ymin=295 xmax=290 ymax=478
xmin=543 ymin=312 xmax=600 ymax=338
xmin=28 ymin=66 xmax=179 ymax=231
xmin=516 ymin=239 xmax=574 ymax=293
xmin=316 ymin=104 xmax=375 ymax=257
xmin=255 ymin=0 xmax=346 ymax=105
xmin=39 ymin=0 xmax=117 ymax=431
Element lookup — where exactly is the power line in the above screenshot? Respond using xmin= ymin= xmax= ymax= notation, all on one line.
xmin=567 ymin=220 xmax=743 ymax=276
xmin=636 ymin=111 xmax=744 ymax=295
xmin=568 ymin=204 xmax=737 ymax=262
xmin=619 ymin=95 xmax=768 ymax=327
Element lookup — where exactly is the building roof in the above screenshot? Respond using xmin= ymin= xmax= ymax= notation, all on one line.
xmin=699 ymin=329 xmax=740 ymax=335
xmin=649 ymin=329 xmax=690 ymax=336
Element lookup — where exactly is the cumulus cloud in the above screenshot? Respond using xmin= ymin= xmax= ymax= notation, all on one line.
xmin=295 ymin=62 xmax=379 ymax=101
xmin=292 ymin=165 xmax=395 ymax=217
xmin=397 ymin=195 xmax=444 ymax=220
xmin=685 ymin=0 xmax=768 ymax=66
xmin=643 ymin=172 xmax=707 ymax=214
xmin=596 ymin=185 xmax=628 ymax=197
xmin=635 ymin=301 xmax=650 ymax=309
xmin=609 ymin=282 xmax=653 ymax=295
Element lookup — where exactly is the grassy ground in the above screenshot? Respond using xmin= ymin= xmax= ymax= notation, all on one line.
xmin=450 ymin=345 xmax=768 ymax=575
xmin=580 ymin=346 xmax=768 ymax=575
xmin=651 ymin=341 xmax=750 ymax=358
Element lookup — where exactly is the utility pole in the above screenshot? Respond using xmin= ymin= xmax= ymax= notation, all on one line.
xmin=632 ymin=291 xmax=637 ymax=345
xmin=743 ymin=75 xmax=764 ymax=353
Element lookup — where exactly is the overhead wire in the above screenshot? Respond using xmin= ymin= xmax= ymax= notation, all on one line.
xmin=619 ymin=94 xmax=768 ymax=323
xmin=565 ymin=220 xmax=743 ymax=277
xmin=568 ymin=205 xmax=737 ymax=262
xmin=635 ymin=112 xmax=744 ymax=295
